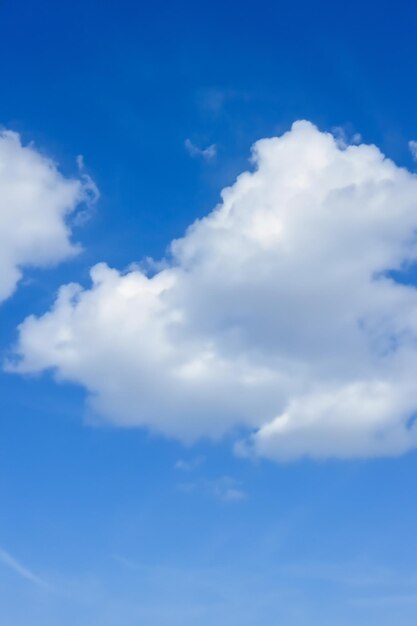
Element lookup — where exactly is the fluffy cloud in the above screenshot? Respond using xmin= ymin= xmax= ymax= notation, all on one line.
xmin=10 ymin=121 xmax=417 ymax=460
xmin=0 ymin=130 xmax=97 ymax=302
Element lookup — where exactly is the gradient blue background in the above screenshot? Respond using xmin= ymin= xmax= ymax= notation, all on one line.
xmin=1 ymin=1 xmax=417 ymax=623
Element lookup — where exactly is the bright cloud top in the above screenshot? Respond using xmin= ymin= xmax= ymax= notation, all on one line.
xmin=11 ymin=121 xmax=417 ymax=460
xmin=0 ymin=130 xmax=97 ymax=302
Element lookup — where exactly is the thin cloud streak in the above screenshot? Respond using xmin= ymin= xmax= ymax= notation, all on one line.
xmin=0 ymin=546 xmax=49 ymax=588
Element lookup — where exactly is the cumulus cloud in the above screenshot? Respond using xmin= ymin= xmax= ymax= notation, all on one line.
xmin=0 ymin=130 xmax=97 ymax=302
xmin=10 ymin=121 xmax=417 ymax=460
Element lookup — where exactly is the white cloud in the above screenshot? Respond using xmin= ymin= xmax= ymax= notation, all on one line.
xmin=184 ymin=138 xmax=217 ymax=160
xmin=0 ymin=130 xmax=97 ymax=303
xmin=10 ymin=121 xmax=417 ymax=460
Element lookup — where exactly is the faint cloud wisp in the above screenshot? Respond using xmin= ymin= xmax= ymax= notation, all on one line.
xmin=0 ymin=546 xmax=49 ymax=589
xmin=184 ymin=138 xmax=217 ymax=161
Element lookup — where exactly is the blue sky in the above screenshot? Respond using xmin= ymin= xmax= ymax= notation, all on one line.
xmin=2 ymin=1 xmax=417 ymax=624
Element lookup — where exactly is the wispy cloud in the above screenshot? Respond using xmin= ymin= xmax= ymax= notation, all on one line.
xmin=210 ymin=476 xmax=247 ymax=502
xmin=184 ymin=138 xmax=217 ymax=160
xmin=331 ymin=125 xmax=362 ymax=148
xmin=176 ymin=476 xmax=247 ymax=503
xmin=0 ymin=546 xmax=49 ymax=588
xmin=174 ymin=456 xmax=205 ymax=472
xmin=409 ymin=140 xmax=417 ymax=161
xmin=112 ymin=553 xmax=146 ymax=572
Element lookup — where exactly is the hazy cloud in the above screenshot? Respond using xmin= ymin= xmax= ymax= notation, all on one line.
xmin=184 ymin=138 xmax=217 ymax=160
